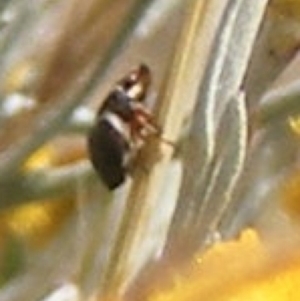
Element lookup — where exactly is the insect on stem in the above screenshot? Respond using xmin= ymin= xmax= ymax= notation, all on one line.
xmin=87 ymin=64 xmax=172 ymax=190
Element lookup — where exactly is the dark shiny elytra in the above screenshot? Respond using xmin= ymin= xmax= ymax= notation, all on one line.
xmin=88 ymin=119 xmax=130 ymax=190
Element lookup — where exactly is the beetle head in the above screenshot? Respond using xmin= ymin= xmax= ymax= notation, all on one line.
xmin=117 ymin=64 xmax=151 ymax=102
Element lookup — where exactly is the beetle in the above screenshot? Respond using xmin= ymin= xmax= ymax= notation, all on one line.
xmin=88 ymin=64 xmax=162 ymax=190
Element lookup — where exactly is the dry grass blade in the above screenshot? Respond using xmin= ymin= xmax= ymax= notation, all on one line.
xmin=99 ymin=0 xmax=219 ymax=295
xmin=195 ymin=91 xmax=248 ymax=244
xmin=168 ymin=0 xmax=268 ymax=254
